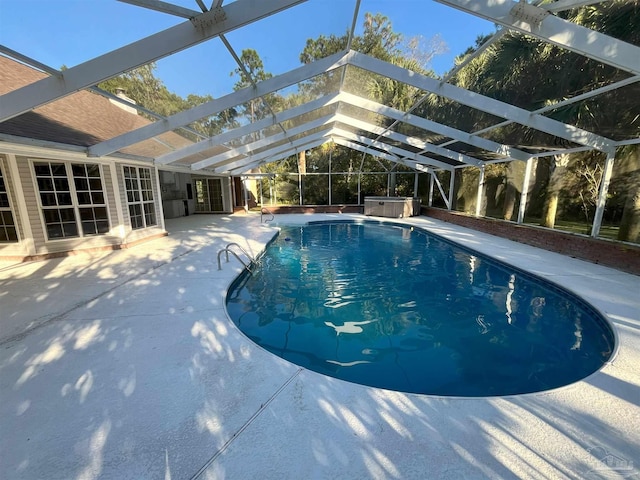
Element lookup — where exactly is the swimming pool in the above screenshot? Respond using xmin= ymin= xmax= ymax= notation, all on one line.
xmin=226 ymin=221 xmax=615 ymax=396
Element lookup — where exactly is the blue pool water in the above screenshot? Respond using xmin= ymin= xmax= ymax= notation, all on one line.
xmin=226 ymin=221 xmax=615 ymax=396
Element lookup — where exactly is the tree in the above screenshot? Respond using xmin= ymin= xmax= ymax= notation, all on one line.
xmin=299 ymin=13 xmax=442 ymax=110
xmin=435 ymin=1 xmax=640 ymax=238
xmin=182 ymin=93 xmax=238 ymax=137
xmin=299 ymin=13 xmax=402 ymax=64
xmin=502 ymin=161 xmax=525 ymax=221
xmin=98 ymin=63 xmax=237 ymax=138
xmin=541 ymin=154 xmax=570 ymax=228
xmin=567 ymin=153 xmax=604 ymax=224
xmin=99 ymin=63 xmax=175 ymax=117
xmin=230 ymin=49 xmax=277 ymax=124
xmin=231 ymin=49 xmax=272 ymax=86
xmin=616 ymin=146 xmax=640 ymax=242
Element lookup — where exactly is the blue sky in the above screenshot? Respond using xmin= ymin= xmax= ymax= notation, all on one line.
xmin=0 ymin=0 xmax=496 ymax=99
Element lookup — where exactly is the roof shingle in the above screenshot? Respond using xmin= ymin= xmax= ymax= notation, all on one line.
xmin=0 ymin=55 xmax=192 ymax=158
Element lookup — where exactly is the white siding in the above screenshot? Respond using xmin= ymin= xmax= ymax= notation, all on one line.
xmin=17 ymin=156 xmax=45 ymax=250
xmin=0 ymin=152 xmax=168 ymax=259
xmin=101 ymin=164 xmax=120 ymax=232
xmin=27 ymin=157 xmax=122 ymax=255
xmin=0 ymin=155 xmax=27 ymax=256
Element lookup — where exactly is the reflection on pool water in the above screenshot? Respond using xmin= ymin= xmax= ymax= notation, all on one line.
xmin=226 ymin=221 xmax=615 ymax=396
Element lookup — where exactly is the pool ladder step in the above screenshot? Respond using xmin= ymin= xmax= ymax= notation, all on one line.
xmin=217 ymin=242 xmax=255 ymax=273
xmin=261 ymin=207 xmax=274 ymax=223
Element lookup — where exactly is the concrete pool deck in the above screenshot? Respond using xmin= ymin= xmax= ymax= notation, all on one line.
xmin=1 ymin=213 xmax=638 ymax=479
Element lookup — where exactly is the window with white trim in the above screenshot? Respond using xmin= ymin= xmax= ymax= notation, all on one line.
xmin=0 ymin=166 xmax=18 ymax=243
xmin=34 ymin=161 xmax=110 ymax=240
xmin=72 ymin=163 xmax=110 ymax=236
xmin=123 ymin=166 xmax=156 ymax=230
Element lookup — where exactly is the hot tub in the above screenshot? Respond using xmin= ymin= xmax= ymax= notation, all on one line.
xmin=364 ymin=196 xmax=421 ymax=218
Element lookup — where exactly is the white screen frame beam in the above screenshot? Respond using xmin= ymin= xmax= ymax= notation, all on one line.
xmin=227 ymin=137 xmax=330 ymax=174
xmin=0 ymin=0 xmax=307 ymax=122
xmin=332 ymin=137 xmax=430 ymax=173
xmin=333 ymin=113 xmax=483 ymax=167
xmin=87 ymin=50 xmax=350 ymax=157
xmin=337 ymin=92 xmax=530 ymax=162
xmin=156 ymin=92 xmax=340 ymax=165
xmin=332 ymin=128 xmax=455 ymax=171
xmin=192 ymin=114 xmax=335 ymax=170
xmin=348 ymin=52 xmax=616 ymax=152
xmin=219 ymin=132 xmax=332 ymax=174
xmin=436 ymin=0 xmax=640 ymax=76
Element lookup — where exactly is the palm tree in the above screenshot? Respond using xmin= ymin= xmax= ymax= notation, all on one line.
xmin=431 ymin=1 xmax=640 ymax=238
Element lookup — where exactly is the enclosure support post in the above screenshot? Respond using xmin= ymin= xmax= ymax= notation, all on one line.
xmin=328 ymin=148 xmax=332 ymax=206
xmin=517 ymin=157 xmax=534 ymax=224
xmin=259 ymin=177 xmax=264 ymax=207
xmin=433 ymin=171 xmax=451 ymax=209
xmin=231 ymin=175 xmax=237 ymax=210
xmin=298 ymin=172 xmax=303 ymax=206
xmin=475 ymin=165 xmax=485 ymax=217
xmin=272 ymin=176 xmax=278 ymax=205
xmin=358 ymin=152 xmax=366 ymax=205
xmin=268 ymin=177 xmax=273 ymax=205
xmin=448 ymin=169 xmax=455 ymax=211
xmin=242 ymin=176 xmax=249 ymax=212
xmin=414 ymin=172 xmax=419 ymax=199
xmin=154 ymin=167 xmax=166 ymax=230
xmin=591 ymin=149 xmax=616 ymax=238
xmin=429 ymin=171 xmax=434 ymax=206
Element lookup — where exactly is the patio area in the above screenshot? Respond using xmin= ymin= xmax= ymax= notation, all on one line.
xmin=1 ymin=213 xmax=638 ymax=479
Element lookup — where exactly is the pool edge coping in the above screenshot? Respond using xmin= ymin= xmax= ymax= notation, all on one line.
xmin=220 ymin=215 xmax=623 ymax=401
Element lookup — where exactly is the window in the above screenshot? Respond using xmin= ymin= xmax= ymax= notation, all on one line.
xmin=194 ymin=178 xmax=224 ymax=212
xmin=123 ymin=166 xmax=156 ymax=230
xmin=72 ymin=163 xmax=110 ymax=236
xmin=34 ymin=161 xmax=110 ymax=240
xmin=0 ymin=166 xmax=18 ymax=243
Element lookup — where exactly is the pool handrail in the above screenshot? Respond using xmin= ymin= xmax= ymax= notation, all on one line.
xmin=217 ymin=242 xmax=254 ymax=273
xmin=261 ymin=207 xmax=274 ymax=223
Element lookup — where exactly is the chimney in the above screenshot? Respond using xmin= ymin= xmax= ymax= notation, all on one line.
xmin=109 ymin=89 xmax=139 ymax=115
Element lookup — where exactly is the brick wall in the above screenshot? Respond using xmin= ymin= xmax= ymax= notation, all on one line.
xmin=260 ymin=205 xmax=364 ymax=214
xmin=423 ymin=208 xmax=640 ymax=276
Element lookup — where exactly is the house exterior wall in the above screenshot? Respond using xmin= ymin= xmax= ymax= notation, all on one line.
xmin=160 ymin=171 xmax=233 ymax=217
xmin=160 ymin=171 xmax=192 ymax=219
xmin=0 ymin=154 xmax=27 ymax=256
xmin=18 ymin=155 xmax=48 ymax=252
xmin=0 ymin=144 xmax=167 ymax=261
